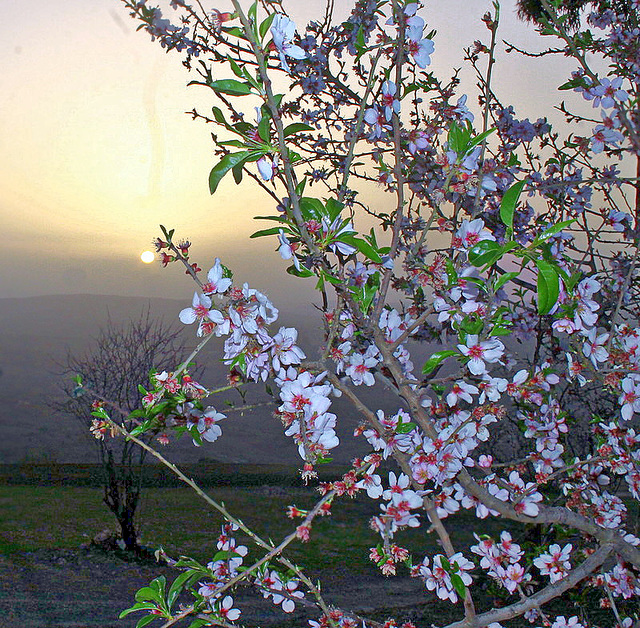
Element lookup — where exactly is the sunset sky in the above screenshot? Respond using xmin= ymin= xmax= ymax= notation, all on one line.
xmin=0 ymin=0 xmax=575 ymax=309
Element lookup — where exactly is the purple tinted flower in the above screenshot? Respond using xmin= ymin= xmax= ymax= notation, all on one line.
xmin=270 ymin=14 xmax=306 ymax=73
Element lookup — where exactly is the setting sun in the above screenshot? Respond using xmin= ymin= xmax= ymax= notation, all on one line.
xmin=140 ymin=250 xmax=155 ymax=264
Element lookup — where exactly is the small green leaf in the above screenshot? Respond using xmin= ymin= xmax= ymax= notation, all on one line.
xmin=130 ymin=419 xmax=154 ymax=437
xmin=489 ymin=324 xmax=512 ymax=336
xmin=535 ymin=219 xmax=576 ymax=243
xmin=536 ymin=259 xmax=560 ymax=314
xmin=299 ymin=197 xmax=325 ymax=220
xmin=422 ymin=350 xmax=458 ymax=375
xmin=257 ymin=113 xmax=271 ymax=142
xmin=468 ymin=127 xmax=497 ymax=150
xmin=468 ymin=240 xmax=502 ymax=267
xmin=167 ymin=571 xmax=195 ymax=610
xmin=450 ymin=573 xmax=467 ymax=598
xmin=500 ymin=180 xmax=526 ymax=230
xmin=287 ymin=265 xmax=313 ymax=278
xmin=259 ymin=13 xmax=276 ymax=39
xmin=222 ymin=26 xmax=246 ymax=38
xmin=232 ymin=161 xmax=244 ymax=185
xmin=448 ymin=122 xmax=470 ymax=154
xmin=119 ymin=603 xmax=159 ymax=618
xmin=340 ymin=235 xmax=382 ymax=263
xmin=325 ymin=198 xmax=344 ymax=221
xmin=136 ymin=615 xmax=159 ymax=628
xmin=493 ymin=271 xmax=519 ymax=293
xmin=151 ymin=576 xmax=166 ymax=596
xmin=209 ymin=151 xmax=251 ymax=194
xmin=174 ymin=557 xmax=207 ymax=571
xmin=460 ymin=316 xmax=483 ymax=335
xmin=135 ymin=587 xmax=161 ymax=604
xmin=210 ymin=106 xmax=227 ymax=124
xmin=248 ymin=1 xmax=258 ymax=25
xmin=283 ymin=123 xmax=315 ymax=137
xmin=250 ymin=226 xmax=283 ymax=239
xmin=208 ymin=79 xmax=253 ymax=96
xmin=227 ymin=56 xmax=245 ymax=79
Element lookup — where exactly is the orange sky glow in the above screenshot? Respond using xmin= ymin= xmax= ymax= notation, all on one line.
xmin=0 ymin=0 xmax=577 ymax=306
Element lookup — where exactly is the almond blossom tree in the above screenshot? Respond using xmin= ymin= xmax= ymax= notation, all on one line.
xmin=90 ymin=0 xmax=640 ymax=626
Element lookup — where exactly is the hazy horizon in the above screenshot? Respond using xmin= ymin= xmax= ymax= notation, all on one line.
xmin=1 ymin=0 xmax=576 ymax=302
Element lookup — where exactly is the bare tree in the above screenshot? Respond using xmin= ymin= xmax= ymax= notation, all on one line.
xmin=56 ymin=309 xmax=194 ymax=552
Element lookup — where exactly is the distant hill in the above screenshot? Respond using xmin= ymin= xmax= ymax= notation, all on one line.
xmin=0 ymin=294 xmax=369 ymax=466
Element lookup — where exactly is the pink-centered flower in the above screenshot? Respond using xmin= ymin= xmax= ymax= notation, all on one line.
xmin=533 ymin=543 xmax=572 ymax=582
xmin=405 ymin=15 xmax=435 ymax=68
xmin=270 ymin=14 xmax=306 ymax=73
xmin=202 ymin=258 xmax=232 ymax=295
xmin=457 ymin=335 xmax=505 ymax=375
xmin=380 ymin=80 xmax=400 ymax=121
xmin=179 ymin=292 xmax=226 ymax=336
xmin=619 ymin=376 xmax=640 ymax=421
xmin=217 ymin=595 xmax=240 ymax=621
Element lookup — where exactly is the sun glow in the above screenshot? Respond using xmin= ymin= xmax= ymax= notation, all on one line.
xmin=140 ymin=250 xmax=155 ymax=264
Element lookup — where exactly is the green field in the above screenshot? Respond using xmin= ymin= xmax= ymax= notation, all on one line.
xmin=1 ymin=464 xmax=634 ymax=627
xmin=0 ymin=460 xmax=497 ymax=577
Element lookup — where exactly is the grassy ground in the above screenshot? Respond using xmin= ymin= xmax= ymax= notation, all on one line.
xmin=3 ymin=466 xmax=637 ymax=628
xmin=2 ymin=482 xmax=447 ymax=574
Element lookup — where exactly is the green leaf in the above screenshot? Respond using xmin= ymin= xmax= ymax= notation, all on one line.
xmin=508 ymin=152 xmax=521 ymax=167
xmin=208 ymin=79 xmax=253 ymax=96
xmin=395 ymin=422 xmax=417 ymax=434
xmin=493 ymin=271 xmax=519 ymax=293
xmin=287 ymin=265 xmax=313 ymax=278
xmin=283 ymin=123 xmax=315 ymax=137
xmin=422 ymin=350 xmax=458 ymax=375
xmin=221 ymin=26 xmax=245 ymax=38
xmin=232 ymin=161 xmax=244 ymax=185
xmin=460 ymin=316 xmax=483 ymax=335
xmin=450 ymin=573 xmax=467 ymax=599
xmin=150 ymin=576 xmax=166 ymax=597
xmin=340 ymin=235 xmax=382 ymax=263
xmin=325 ymin=198 xmax=344 ymax=221
xmin=248 ymin=1 xmax=257 ymax=26
xmin=227 ymin=56 xmax=245 ymax=79
xmin=174 ymin=557 xmax=207 ymax=571
xmin=259 ymin=13 xmax=276 ymax=40
xmin=250 ymin=226 xmax=283 ymax=239
xmin=167 ymin=571 xmax=195 ymax=610
xmin=468 ymin=240 xmax=502 ymax=267
xmin=119 ymin=603 xmax=159 ymax=618
xmin=500 ymin=180 xmax=525 ymax=230
xmin=210 ymin=106 xmax=227 ymax=125
xmin=535 ymin=219 xmax=576 ymax=243
xmin=136 ymin=615 xmax=160 ymax=628
xmin=359 ymin=272 xmax=380 ymax=313
xmin=299 ymin=197 xmax=325 ymax=220
xmin=468 ymin=127 xmax=497 ymax=150
xmin=558 ymin=75 xmax=588 ymax=91
xmin=448 ymin=122 xmax=471 ymax=155
xmin=536 ymin=259 xmax=560 ymax=315
xmin=257 ymin=113 xmax=271 ymax=142
xmin=130 ymin=419 xmax=154 ymax=437
xmin=253 ymin=215 xmax=289 ymax=226
xmin=135 ymin=587 xmax=162 ymax=604
xmin=209 ymin=151 xmax=251 ymax=194
xmin=489 ymin=324 xmax=512 ymax=336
